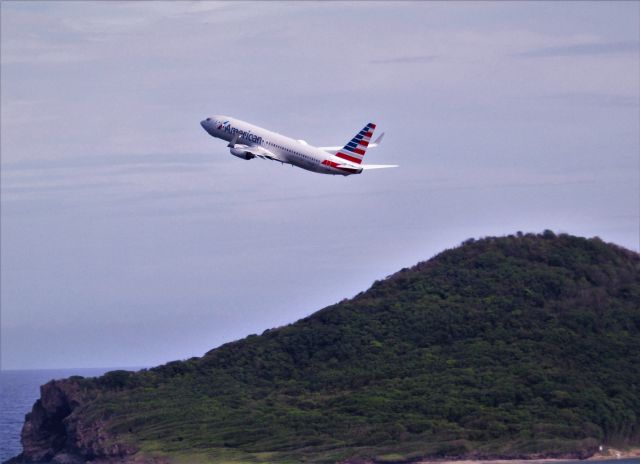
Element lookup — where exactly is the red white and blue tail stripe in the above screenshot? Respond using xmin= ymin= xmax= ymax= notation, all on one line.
xmin=335 ymin=123 xmax=376 ymax=165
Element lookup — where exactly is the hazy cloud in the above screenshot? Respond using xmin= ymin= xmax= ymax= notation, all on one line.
xmin=370 ymin=55 xmax=438 ymax=64
xmin=2 ymin=1 xmax=638 ymax=369
xmin=515 ymin=40 xmax=640 ymax=58
xmin=1 ymin=153 xmax=211 ymax=172
xmin=540 ymin=92 xmax=639 ymax=108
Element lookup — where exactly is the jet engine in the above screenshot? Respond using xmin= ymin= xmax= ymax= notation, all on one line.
xmin=229 ymin=147 xmax=255 ymax=160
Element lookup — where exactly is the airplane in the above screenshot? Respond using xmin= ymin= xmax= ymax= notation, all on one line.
xmin=200 ymin=115 xmax=397 ymax=176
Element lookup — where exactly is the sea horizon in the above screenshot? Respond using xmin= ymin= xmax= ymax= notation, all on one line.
xmin=0 ymin=365 xmax=146 ymax=372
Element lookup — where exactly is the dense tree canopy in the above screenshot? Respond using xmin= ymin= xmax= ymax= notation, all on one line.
xmin=73 ymin=232 xmax=640 ymax=463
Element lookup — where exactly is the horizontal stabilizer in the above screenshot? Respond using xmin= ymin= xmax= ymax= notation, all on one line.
xmin=319 ymin=146 xmax=343 ymax=155
xmin=320 ymin=138 xmax=384 ymax=154
xmin=319 ymin=128 xmax=384 ymax=155
xmin=360 ymin=164 xmax=398 ymax=170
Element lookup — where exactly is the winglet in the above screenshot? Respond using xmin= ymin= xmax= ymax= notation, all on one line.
xmin=372 ymin=132 xmax=385 ymax=146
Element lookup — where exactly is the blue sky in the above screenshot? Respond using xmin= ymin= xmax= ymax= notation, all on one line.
xmin=1 ymin=1 xmax=638 ymax=369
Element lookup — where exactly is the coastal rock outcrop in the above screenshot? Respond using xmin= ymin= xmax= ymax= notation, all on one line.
xmin=6 ymin=379 xmax=136 ymax=464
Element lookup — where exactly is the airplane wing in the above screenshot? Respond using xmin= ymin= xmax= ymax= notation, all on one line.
xmin=234 ymin=144 xmax=288 ymax=163
xmin=320 ymin=132 xmax=385 ymax=154
xmin=227 ymin=134 xmax=287 ymax=163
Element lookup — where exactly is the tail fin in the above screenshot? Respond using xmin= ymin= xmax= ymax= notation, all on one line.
xmin=335 ymin=123 xmax=376 ymax=165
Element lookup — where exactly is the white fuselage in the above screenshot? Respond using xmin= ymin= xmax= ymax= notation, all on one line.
xmin=200 ymin=115 xmax=363 ymax=176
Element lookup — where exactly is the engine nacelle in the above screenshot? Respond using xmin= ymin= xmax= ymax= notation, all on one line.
xmin=229 ymin=147 xmax=255 ymax=160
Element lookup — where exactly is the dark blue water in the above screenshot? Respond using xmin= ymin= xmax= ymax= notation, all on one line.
xmin=0 ymin=368 xmax=116 ymax=463
xmin=586 ymin=461 xmax=640 ymax=464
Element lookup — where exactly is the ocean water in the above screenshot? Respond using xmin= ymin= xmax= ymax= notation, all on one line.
xmin=582 ymin=461 xmax=640 ymax=464
xmin=1 ymin=370 xmax=639 ymax=463
xmin=0 ymin=368 xmax=116 ymax=463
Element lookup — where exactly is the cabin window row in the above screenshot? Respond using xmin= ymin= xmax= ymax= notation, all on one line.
xmin=265 ymin=141 xmax=317 ymax=162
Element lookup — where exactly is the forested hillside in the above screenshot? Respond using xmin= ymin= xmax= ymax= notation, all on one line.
xmin=11 ymin=232 xmax=640 ymax=464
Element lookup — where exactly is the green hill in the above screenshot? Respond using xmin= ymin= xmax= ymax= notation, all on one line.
xmin=11 ymin=232 xmax=640 ymax=464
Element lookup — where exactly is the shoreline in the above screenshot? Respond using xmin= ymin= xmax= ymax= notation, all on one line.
xmin=417 ymin=454 xmax=640 ymax=464
xmin=418 ymin=461 xmax=639 ymax=464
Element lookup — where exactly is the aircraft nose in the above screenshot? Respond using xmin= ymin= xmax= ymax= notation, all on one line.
xmin=201 ymin=118 xmax=215 ymax=133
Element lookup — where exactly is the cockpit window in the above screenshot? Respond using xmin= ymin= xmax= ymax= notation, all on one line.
xmin=206 ymin=117 xmax=211 ymax=121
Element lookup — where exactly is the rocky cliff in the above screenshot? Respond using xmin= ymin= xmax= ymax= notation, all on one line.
xmin=6 ymin=380 xmax=138 ymax=464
